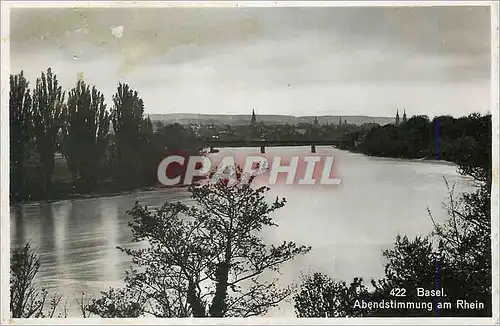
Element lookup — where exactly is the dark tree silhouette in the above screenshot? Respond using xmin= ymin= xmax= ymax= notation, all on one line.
xmin=294 ymin=274 xmax=371 ymax=317
xmin=87 ymin=179 xmax=311 ymax=317
xmin=110 ymin=83 xmax=148 ymax=184
xmin=31 ymin=68 xmax=65 ymax=193
xmin=358 ymin=113 xmax=491 ymax=166
xmin=10 ymin=243 xmax=64 ymax=318
xmin=9 ymin=71 xmax=33 ymax=199
xmin=61 ymin=80 xmax=111 ymax=190
xmin=368 ymin=235 xmax=440 ymax=317
xmin=10 ymin=243 xmax=46 ymax=318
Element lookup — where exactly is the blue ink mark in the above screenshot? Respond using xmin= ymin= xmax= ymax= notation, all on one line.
xmin=435 ymin=254 xmax=439 ymax=317
xmin=435 ymin=120 xmax=439 ymax=160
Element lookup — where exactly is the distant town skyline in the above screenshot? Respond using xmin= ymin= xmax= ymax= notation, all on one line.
xmin=10 ymin=5 xmax=492 ymax=118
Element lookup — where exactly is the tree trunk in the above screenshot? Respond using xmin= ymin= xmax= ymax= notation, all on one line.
xmin=187 ymin=280 xmax=205 ymax=317
xmin=209 ymin=261 xmax=229 ymax=317
xmin=210 ymin=239 xmax=232 ymax=317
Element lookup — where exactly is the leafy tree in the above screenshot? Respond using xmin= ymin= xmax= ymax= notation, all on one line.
xmin=294 ymin=274 xmax=371 ymax=317
xmin=142 ymin=122 xmax=204 ymax=184
xmin=152 ymin=123 xmax=201 ymax=152
xmin=31 ymin=68 xmax=66 ymax=193
xmin=368 ymin=175 xmax=491 ymax=317
xmin=84 ymin=288 xmax=144 ymax=318
xmin=428 ymin=177 xmax=491 ymax=316
xmin=9 ymin=71 xmax=33 ymax=199
xmin=142 ymin=116 xmax=153 ymax=135
xmin=357 ymin=113 xmax=490 ymax=163
xmin=110 ymin=83 xmax=149 ymax=185
xmin=456 ymin=114 xmax=491 ymax=185
xmin=368 ymin=235 xmax=439 ymax=316
xmin=10 ymin=243 xmax=46 ymax=318
xmin=61 ymin=80 xmax=111 ymax=190
xmin=88 ymin=180 xmax=311 ymax=317
xmin=152 ymin=120 xmax=165 ymax=130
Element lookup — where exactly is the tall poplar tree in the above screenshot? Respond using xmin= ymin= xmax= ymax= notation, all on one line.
xmin=10 ymin=71 xmax=33 ymax=199
xmin=111 ymin=83 xmax=146 ymax=184
xmin=62 ymin=80 xmax=111 ymax=190
xmin=32 ymin=68 xmax=65 ymax=193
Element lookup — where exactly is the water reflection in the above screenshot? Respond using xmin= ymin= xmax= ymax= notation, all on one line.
xmin=11 ymin=205 xmax=25 ymax=248
xmin=99 ymin=199 xmax=120 ymax=284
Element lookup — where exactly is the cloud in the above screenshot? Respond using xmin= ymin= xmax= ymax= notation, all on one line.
xmin=9 ymin=6 xmax=491 ymax=117
xmin=10 ymin=8 xmax=263 ymax=75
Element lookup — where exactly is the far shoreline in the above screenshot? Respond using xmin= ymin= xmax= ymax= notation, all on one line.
xmin=9 ymin=184 xmax=191 ymax=207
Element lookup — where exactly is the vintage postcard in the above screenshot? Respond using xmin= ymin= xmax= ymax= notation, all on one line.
xmin=1 ymin=1 xmax=499 ymax=325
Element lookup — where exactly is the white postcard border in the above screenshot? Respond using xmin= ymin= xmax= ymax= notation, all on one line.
xmin=1 ymin=1 xmax=498 ymax=325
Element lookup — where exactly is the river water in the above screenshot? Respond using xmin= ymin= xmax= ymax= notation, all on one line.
xmin=9 ymin=146 xmax=473 ymax=317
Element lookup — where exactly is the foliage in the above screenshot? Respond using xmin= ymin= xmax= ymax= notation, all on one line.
xmin=10 ymin=243 xmax=64 ymax=318
xmin=87 ymin=288 xmax=145 ymax=318
xmin=357 ymin=113 xmax=491 ymax=167
xmin=61 ymin=80 xmax=111 ymax=190
xmin=10 ymin=68 xmax=206 ymax=202
xmin=31 ymin=68 xmax=66 ymax=193
xmin=111 ymin=83 xmax=149 ymax=184
xmin=294 ymin=274 xmax=371 ymax=317
xmin=153 ymin=123 xmax=201 ymax=152
xmin=9 ymin=71 xmax=33 ymax=200
xmin=87 ymin=180 xmax=311 ymax=317
xmin=75 ymin=292 xmax=93 ymax=318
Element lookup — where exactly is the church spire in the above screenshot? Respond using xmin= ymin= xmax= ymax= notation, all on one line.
xmin=402 ymin=109 xmax=407 ymax=123
xmin=396 ymin=110 xmax=400 ymax=125
xmin=251 ymin=109 xmax=256 ymax=124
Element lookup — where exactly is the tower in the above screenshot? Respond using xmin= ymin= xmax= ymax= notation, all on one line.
xmin=339 ymin=116 xmax=342 ymax=126
xmin=313 ymin=116 xmax=319 ymax=126
xmin=402 ymin=109 xmax=407 ymax=123
xmin=251 ymin=109 xmax=256 ymax=124
xmin=396 ymin=110 xmax=400 ymax=125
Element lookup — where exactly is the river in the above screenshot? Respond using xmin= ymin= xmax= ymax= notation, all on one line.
xmin=9 ymin=146 xmax=474 ymax=317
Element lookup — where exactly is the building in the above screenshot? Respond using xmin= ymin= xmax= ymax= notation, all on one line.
xmin=395 ymin=109 xmax=408 ymax=125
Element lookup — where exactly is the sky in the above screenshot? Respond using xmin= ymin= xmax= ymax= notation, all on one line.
xmin=10 ymin=5 xmax=492 ymax=118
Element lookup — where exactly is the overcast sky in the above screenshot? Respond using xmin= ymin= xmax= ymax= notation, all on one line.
xmin=10 ymin=6 xmax=491 ymax=117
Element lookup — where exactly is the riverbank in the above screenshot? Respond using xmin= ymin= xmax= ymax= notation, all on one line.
xmin=10 ymin=147 xmax=209 ymax=206
xmin=365 ymin=155 xmax=457 ymax=166
xmin=9 ymin=183 xmax=192 ymax=206
xmin=10 ymin=149 xmax=459 ymax=206
xmin=348 ymin=147 xmax=458 ymax=166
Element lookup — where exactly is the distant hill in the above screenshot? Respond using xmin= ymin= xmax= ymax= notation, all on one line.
xmin=148 ymin=113 xmax=395 ymax=126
